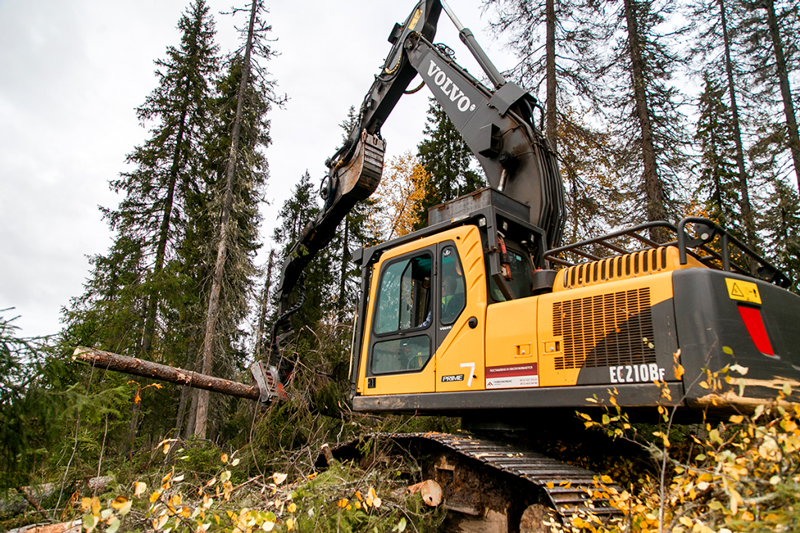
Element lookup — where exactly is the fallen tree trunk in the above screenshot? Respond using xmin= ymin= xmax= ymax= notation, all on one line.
xmin=72 ymin=347 xmax=260 ymax=401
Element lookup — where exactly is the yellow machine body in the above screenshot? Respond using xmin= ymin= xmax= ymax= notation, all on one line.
xmin=355 ymin=228 xmax=706 ymax=399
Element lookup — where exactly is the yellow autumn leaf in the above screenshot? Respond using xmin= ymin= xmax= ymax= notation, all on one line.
xmin=150 ymin=491 xmax=162 ymax=503
xmin=110 ymin=496 xmax=128 ymax=510
xmin=221 ymin=453 xmax=228 ymax=463
xmin=91 ymin=497 xmax=101 ymax=516
xmin=134 ymin=482 xmax=147 ymax=497
xmin=81 ymin=497 xmax=93 ymax=512
xmin=729 ymin=415 xmax=744 ymax=424
xmin=286 ymin=518 xmax=295 ymax=531
xmin=272 ymin=473 xmax=287 ymax=485
xmin=601 ymin=475 xmax=613 ymax=484
xmin=674 ymin=364 xmax=685 ymax=380
xmin=337 ymin=498 xmax=349 ymax=508
xmin=679 ymin=516 xmax=692 ymax=527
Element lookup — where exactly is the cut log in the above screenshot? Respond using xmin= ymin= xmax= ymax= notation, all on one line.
xmin=408 ymin=479 xmax=443 ymax=507
xmin=73 ymin=347 xmax=260 ymax=401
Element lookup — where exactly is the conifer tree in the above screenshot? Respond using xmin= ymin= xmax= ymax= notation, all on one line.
xmin=689 ymin=0 xmax=758 ymax=250
xmin=273 ymin=172 xmax=336 ymax=334
xmin=695 ymin=76 xmax=743 ymax=232
xmin=485 ymin=0 xmax=605 ymax=151
xmin=414 ymin=99 xmax=483 ymax=229
xmin=759 ymin=175 xmax=800 ymax=286
xmin=62 ymin=0 xmax=219 ymax=446
xmin=195 ymin=0 xmax=279 ymax=438
xmin=181 ymin=52 xmax=273 ymax=438
xmin=331 ymin=106 xmax=382 ymax=313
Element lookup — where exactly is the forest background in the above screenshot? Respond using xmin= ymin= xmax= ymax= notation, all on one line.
xmin=1 ymin=0 xmax=799 ymax=531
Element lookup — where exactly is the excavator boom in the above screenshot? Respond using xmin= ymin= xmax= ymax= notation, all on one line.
xmin=271 ymin=1 xmax=564 ymax=357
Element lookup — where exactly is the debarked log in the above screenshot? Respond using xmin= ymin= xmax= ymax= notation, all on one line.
xmin=73 ymin=347 xmax=260 ymax=401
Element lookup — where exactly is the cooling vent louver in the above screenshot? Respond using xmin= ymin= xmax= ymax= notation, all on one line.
xmin=552 ymin=288 xmax=656 ymax=370
xmin=561 ymin=247 xmax=669 ymax=290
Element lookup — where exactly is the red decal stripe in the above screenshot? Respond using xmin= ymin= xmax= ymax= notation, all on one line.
xmin=738 ymin=305 xmax=774 ymax=356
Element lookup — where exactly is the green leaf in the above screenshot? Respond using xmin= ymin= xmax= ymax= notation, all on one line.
xmin=722 ymin=346 xmax=734 ymax=355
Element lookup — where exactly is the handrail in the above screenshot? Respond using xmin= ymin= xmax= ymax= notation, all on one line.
xmin=545 ymin=217 xmax=792 ymax=288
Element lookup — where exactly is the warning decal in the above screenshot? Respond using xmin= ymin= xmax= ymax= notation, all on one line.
xmin=485 ymin=363 xmax=539 ymax=390
xmin=725 ymin=278 xmax=761 ymax=305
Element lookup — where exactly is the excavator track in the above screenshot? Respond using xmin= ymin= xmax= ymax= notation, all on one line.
xmin=323 ymin=432 xmax=623 ymax=530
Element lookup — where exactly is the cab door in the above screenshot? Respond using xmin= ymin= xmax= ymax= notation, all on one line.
xmin=362 ymin=246 xmax=437 ymax=395
xmin=435 ymin=230 xmax=487 ymax=392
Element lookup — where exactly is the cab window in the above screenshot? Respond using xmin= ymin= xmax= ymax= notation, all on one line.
xmin=488 ymin=248 xmax=533 ymax=302
xmin=371 ymin=336 xmax=430 ymax=374
xmin=440 ymin=245 xmax=466 ymax=324
xmin=374 ymin=253 xmax=432 ymax=334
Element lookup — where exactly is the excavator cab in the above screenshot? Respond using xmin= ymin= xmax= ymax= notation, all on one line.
xmin=350 ymin=189 xmax=547 ymax=403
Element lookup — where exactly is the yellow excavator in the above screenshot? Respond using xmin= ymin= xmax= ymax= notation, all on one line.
xmin=77 ymin=0 xmax=800 ymax=529
xmin=267 ymin=0 xmax=799 ymax=424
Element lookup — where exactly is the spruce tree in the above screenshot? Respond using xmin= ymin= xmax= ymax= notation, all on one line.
xmin=273 ymin=172 xmax=336 ymax=336
xmin=62 ymin=0 xmax=219 ymax=446
xmin=695 ymin=76 xmax=743 ymax=232
xmin=485 ymin=0 xmax=605 ymax=151
xmin=760 ymin=175 xmax=800 ymax=287
xmin=331 ymin=106 xmax=382 ymax=314
xmin=181 ymin=52 xmax=273 ymax=438
xmin=689 ymin=0 xmax=758 ymax=250
xmin=195 ymin=0 xmax=279 ymax=438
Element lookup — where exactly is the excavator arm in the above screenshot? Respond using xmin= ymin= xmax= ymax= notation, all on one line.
xmin=269 ymin=0 xmax=564 ymax=363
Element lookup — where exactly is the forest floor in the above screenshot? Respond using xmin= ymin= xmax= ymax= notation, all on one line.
xmin=2 ymin=400 xmax=800 ymax=533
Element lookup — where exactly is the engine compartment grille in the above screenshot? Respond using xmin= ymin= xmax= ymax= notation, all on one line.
xmin=552 ymin=288 xmax=656 ymax=370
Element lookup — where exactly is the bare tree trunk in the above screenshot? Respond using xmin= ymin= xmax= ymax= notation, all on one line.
xmin=174 ymin=339 xmax=196 ymax=434
xmin=185 ymin=388 xmax=198 ymax=439
xmin=545 ymin=0 xmax=557 ymax=151
xmin=622 ymin=0 xmax=667 ymax=240
xmin=194 ymin=0 xmax=260 ymax=439
xmin=254 ymin=249 xmax=276 ymax=359
xmin=761 ymin=0 xmax=800 ymax=192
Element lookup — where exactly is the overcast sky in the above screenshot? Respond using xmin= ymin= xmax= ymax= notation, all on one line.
xmin=0 ymin=0 xmax=517 ymax=338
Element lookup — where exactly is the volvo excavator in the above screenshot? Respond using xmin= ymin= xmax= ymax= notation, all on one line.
xmin=75 ymin=1 xmax=800 ymax=530
xmin=266 ymin=0 xmax=799 ymax=420
xmin=245 ymin=1 xmax=800 ymax=528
